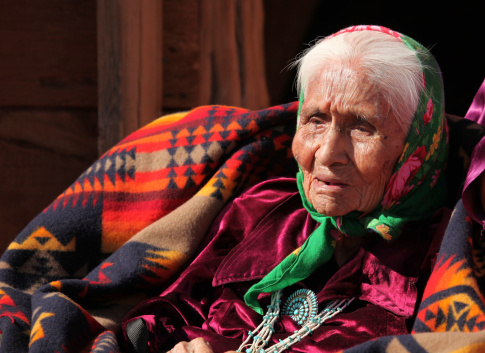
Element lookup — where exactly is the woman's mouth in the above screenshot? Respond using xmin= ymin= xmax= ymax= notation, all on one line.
xmin=315 ymin=178 xmax=347 ymax=188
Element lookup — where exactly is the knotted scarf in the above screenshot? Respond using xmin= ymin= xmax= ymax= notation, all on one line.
xmin=245 ymin=25 xmax=449 ymax=314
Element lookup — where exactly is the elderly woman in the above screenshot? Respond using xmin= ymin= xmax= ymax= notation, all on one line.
xmin=121 ymin=25 xmax=449 ymax=353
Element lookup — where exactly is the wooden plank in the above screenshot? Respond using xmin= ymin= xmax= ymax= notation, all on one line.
xmin=97 ymin=0 xmax=163 ymax=155
xmin=0 ymin=141 xmax=97 ymax=254
xmin=119 ymin=0 xmax=163 ymax=133
xmin=0 ymin=109 xmax=98 ymax=254
xmin=199 ymin=0 xmax=241 ymax=107
xmin=238 ymin=0 xmax=269 ymax=109
xmin=162 ymin=0 xmax=200 ymax=111
xmin=97 ymin=0 xmax=122 ymax=155
xmin=0 ymin=0 xmax=97 ymax=108
xmin=0 ymin=109 xmax=98 ymax=158
xmin=199 ymin=0 xmax=269 ymax=110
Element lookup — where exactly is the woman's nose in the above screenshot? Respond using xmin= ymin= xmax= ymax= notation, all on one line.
xmin=314 ymin=126 xmax=350 ymax=167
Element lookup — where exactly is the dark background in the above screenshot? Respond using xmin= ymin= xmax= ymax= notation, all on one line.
xmin=265 ymin=1 xmax=484 ymax=117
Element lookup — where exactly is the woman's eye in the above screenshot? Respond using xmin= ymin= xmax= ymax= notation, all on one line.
xmin=353 ymin=121 xmax=376 ymax=135
xmin=356 ymin=125 xmax=371 ymax=132
xmin=309 ymin=116 xmax=326 ymax=125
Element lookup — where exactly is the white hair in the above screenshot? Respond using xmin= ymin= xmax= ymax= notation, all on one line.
xmin=294 ymin=30 xmax=429 ymax=129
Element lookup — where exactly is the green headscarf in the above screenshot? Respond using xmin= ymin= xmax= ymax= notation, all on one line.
xmin=245 ymin=25 xmax=448 ymax=314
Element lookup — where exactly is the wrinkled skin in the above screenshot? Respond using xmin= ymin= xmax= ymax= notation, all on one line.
xmin=292 ymin=64 xmax=409 ymax=217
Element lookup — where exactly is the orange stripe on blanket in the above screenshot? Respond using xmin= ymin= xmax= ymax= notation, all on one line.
xmin=100 ymin=174 xmax=172 ymax=193
xmin=30 ymin=312 xmax=55 ymax=347
xmin=101 ymin=222 xmax=152 ymax=253
xmin=196 ymin=176 xmax=240 ymax=202
xmin=103 ymin=178 xmax=172 ymax=193
xmin=8 ymin=227 xmax=76 ymax=252
xmin=110 ymin=112 xmax=189 ymax=147
xmin=139 ymin=249 xmax=189 ymax=286
xmin=111 ymin=132 xmax=174 ymax=152
xmin=416 ymin=255 xmax=485 ymax=332
xmin=139 ymin=111 xmax=189 ymax=129
xmin=102 ymin=219 xmax=152 ymax=232
xmin=114 ymin=105 xmax=251 ymax=150
xmin=102 ymin=198 xmax=187 ymax=222
xmin=424 ymin=256 xmax=473 ymax=296
xmin=113 ymin=108 xmax=223 ymax=148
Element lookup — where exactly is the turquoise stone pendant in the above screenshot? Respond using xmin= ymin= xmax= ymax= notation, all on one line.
xmin=281 ymin=289 xmax=318 ymax=326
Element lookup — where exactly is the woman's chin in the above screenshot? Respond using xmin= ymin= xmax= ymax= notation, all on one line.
xmin=312 ymin=203 xmax=353 ymax=217
xmin=308 ymin=191 xmax=356 ymax=216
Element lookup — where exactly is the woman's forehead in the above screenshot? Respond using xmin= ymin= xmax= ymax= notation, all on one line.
xmin=302 ymin=65 xmax=388 ymax=121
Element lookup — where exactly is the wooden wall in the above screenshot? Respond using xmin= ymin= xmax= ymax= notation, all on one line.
xmin=0 ymin=1 xmax=99 ymax=252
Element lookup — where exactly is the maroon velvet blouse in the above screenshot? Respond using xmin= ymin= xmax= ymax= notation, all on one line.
xmin=122 ymin=177 xmax=450 ymax=353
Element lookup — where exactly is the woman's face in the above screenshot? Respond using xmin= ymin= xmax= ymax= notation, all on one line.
xmin=292 ymin=65 xmax=408 ymax=216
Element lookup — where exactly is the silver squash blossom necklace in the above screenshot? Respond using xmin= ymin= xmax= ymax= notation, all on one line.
xmin=237 ymin=289 xmax=354 ymax=353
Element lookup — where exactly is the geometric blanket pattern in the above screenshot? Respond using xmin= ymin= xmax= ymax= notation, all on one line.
xmin=2 ymin=102 xmax=485 ymax=352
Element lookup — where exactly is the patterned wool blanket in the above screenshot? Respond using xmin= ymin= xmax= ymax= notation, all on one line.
xmin=1 ymin=102 xmax=485 ymax=353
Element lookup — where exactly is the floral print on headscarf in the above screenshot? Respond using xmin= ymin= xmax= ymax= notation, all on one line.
xmin=245 ymin=25 xmax=448 ymax=314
